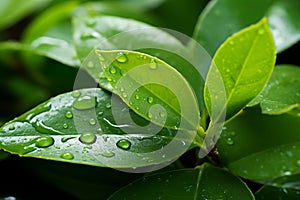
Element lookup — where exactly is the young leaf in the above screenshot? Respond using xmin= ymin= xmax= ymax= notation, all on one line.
xmin=217 ymin=107 xmax=300 ymax=181
xmin=249 ymin=65 xmax=300 ymax=116
xmin=73 ymin=15 xmax=208 ymax=115
xmin=194 ymin=0 xmax=300 ymax=55
xmin=108 ymin=163 xmax=255 ymax=200
xmin=96 ymin=50 xmax=199 ymax=131
xmin=0 ymin=88 xmax=193 ymax=168
xmin=204 ymin=18 xmax=276 ymax=120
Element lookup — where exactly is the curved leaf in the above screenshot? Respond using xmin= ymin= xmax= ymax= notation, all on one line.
xmin=256 ymin=174 xmax=300 ymax=199
xmin=194 ymin=0 xmax=300 ymax=55
xmin=249 ymin=65 xmax=300 ymax=116
xmin=217 ymin=107 xmax=300 ymax=181
xmin=0 ymin=40 xmax=80 ymax=67
xmin=96 ymin=50 xmax=199 ymax=132
xmin=73 ymin=15 xmax=209 ymax=116
xmin=0 ymin=88 xmax=193 ymax=168
xmin=108 ymin=163 xmax=254 ymax=200
xmin=204 ymin=18 xmax=276 ymax=120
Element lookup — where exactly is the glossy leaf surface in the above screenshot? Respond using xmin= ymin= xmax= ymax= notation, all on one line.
xmin=204 ymin=18 xmax=276 ymax=120
xmin=194 ymin=0 xmax=300 ymax=55
xmin=0 ymin=88 xmax=186 ymax=168
xmin=109 ymin=163 xmax=254 ymax=200
xmin=249 ymin=65 xmax=300 ymax=116
xmin=217 ymin=107 xmax=300 ymax=181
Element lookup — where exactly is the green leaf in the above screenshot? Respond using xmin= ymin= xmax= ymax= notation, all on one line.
xmin=96 ymin=50 xmax=199 ymax=132
xmin=0 ymin=40 xmax=80 ymax=67
xmin=108 ymin=163 xmax=255 ymax=200
xmin=194 ymin=0 xmax=300 ymax=55
xmin=217 ymin=107 xmax=300 ymax=181
xmin=73 ymin=15 xmax=208 ymax=116
xmin=0 ymin=88 xmax=191 ymax=168
xmin=249 ymin=65 xmax=300 ymax=116
xmin=0 ymin=0 xmax=51 ymax=31
xmin=255 ymin=174 xmax=300 ymax=199
xmin=204 ymin=18 xmax=276 ymax=120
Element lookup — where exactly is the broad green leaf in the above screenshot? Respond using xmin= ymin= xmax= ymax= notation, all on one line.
xmin=255 ymin=174 xmax=300 ymax=199
xmin=23 ymin=159 xmax=143 ymax=199
xmin=0 ymin=0 xmax=51 ymax=31
xmin=0 ymin=88 xmax=192 ymax=168
xmin=248 ymin=65 xmax=300 ymax=116
xmin=108 ymin=163 xmax=255 ymax=200
xmin=194 ymin=0 xmax=300 ymax=55
xmin=73 ymin=15 xmax=209 ymax=115
xmin=0 ymin=41 xmax=80 ymax=67
xmin=217 ymin=107 xmax=300 ymax=181
xmin=22 ymin=1 xmax=78 ymax=43
xmin=96 ymin=50 xmax=199 ymax=132
xmin=204 ymin=18 xmax=276 ymax=120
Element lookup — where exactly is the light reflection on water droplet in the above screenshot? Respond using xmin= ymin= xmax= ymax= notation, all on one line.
xmin=61 ymin=152 xmax=74 ymax=160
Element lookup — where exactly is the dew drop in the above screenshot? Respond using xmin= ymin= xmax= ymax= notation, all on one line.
xmin=122 ymin=93 xmax=128 ymax=98
xmin=116 ymin=53 xmax=128 ymax=63
xmin=159 ymin=112 xmax=165 ymax=118
xmin=9 ymin=125 xmax=15 ymax=131
xmin=116 ymin=139 xmax=131 ymax=150
xmin=109 ymin=66 xmax=117 ymax=74
xmin=149 ymin=58 xmax=157 ymax=70
xmin=148 ymin=113 xmax=152 ymax=119
xmin=65 ymin=111 xmax=73 ymax=119
xmin=72 ymin=90 xmax=81 ymax=98
xmin=85 ymin=19 xmax=96 ymax=27
xmin=296 ymin=160 xmax=300 ymax=166
xmin=226 ymin=137 xmax=234 ymax=145
xmin=98 ymin=111 xmax=104 ymax=116
xmin=120 ymin=87 xmax=125 ymax=92
xmin=35 ymin=136 xmax=54 ymax=148
xmin=105 ymin=102 xmax=111 ymax=109
xmin=135 ymin=94 xmax=140 ymax=100
xmin=79 ymin=132 xmax=96 ymax=144
xmin=89 ymin=118 xmax=96 ymax=125
xmin=229 ymin=41 xmax=234 ymax=45
xmin=96 ymin=51 xmax=105 ymax=61
xmin=101 ymin=151 xmax=115 ymax=157
xmin=87 ymin=61 xmax=94 ymax=69
xmin=61 ymin=152 xmax=74 ymax=160
xmin=63 ymin=123 xmax=68 ymax=129
xmin=147 ymin=97 xmax=154 ymax=104
xmin=61 ymin=136 xmax=76 ymax=143
xmin=73 ymin=96 xmax=96 ymax=110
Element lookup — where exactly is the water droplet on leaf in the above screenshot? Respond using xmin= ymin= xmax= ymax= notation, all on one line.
xmin=35 ymin=136 xmax=54 ymax=148
xmin=87 ymin=61 xmax=94 ymax=68
xmin=116 ymin=139 xmax=131 ymax=150
xmin=79 ymin=132 xmax=96 ymax=144
xmin=61 ymin=152 xmax=74 ymax=160
xmin=101 ymin=151 xmax=115 ymax=157
xmin=116 ymin=53 xmax=128 ymax=63
xmin=63 ymin=123 xmax=68 ymax=129
xmin=135 ymin=94 xmax=140 ymax=100
xmin=147 ymin=97 xmax=154 ymax=104
xmin=89 ymin=118 xmax=96 ymax=125
xmin=149 ymin=58 xmax=157 ymax=69
xmin=72 ymin=90 xmax=81 ymax=98
xmin=65 ymin=111 xmax=73 ymax=119
xmin=73 ymin=96 xmax=96 ymax=110
xmin=109 ymin=66 xmax=117 ymax=74
xmin=226 ymin=137 xmax=234 ymax=145
xmin=105 ymin=103 xmax=111 ymax=109
xmin=9 ymin=125 xmax=15 ymax=131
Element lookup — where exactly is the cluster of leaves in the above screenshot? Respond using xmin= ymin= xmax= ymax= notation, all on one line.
xmin=0 ymin=0 xmax=299 ymax=199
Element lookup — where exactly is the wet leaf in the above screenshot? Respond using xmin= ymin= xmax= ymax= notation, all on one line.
xmin=204 ymin=18 xmax=276 ymax=120
xmin=249 ymin=65 xmax=300 ymax=116
xmin=108 ymin=163 xmax=254 ymax=200
xmin=255 ymin=174 xmax=300 ymax=199
xmin=194 ymin=0 xmax=300 ymax=55
xmin=0 ymin=88 xmax=193 ymax=168
xmin=217 ymin=107 xmax=300 ymax=181
xmin=96 ymin=50 xmax=199 ymax=132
